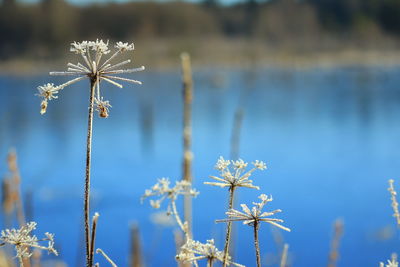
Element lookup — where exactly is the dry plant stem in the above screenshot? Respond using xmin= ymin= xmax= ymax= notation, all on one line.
xmin=222 ymin=186 xmax=236 ymax=267
xmin=96 ymin=249 xmax=117 ymax=267
xmin=181 ymin=52 xmax=193 ymax=240
xmin=171 ymin=200 xmax=189 ymax=240
xmin=253 ymin=221 xmax=261 ymax=267
xmin=280 ymin=244 xmax=289 ymax=267
xmin=84 ymin=77 xmax=96 ymax=267
xmin=327 ymin=219 xmax=344 ymax=267
xmin=130 ymin=223 xmax=143 ymax=267
xmin=18 ymin=255 xmax=24 ymax=267
xmin=174 ymin=230 xmax=185 ymax=267
xmin=207 ymin=258 xmax=214 ymax=267
xmin=89 ymin=213 xmax=99 ymax=266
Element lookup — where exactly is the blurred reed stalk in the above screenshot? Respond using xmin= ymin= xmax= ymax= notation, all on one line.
xmin=174 ymin=230 xmax=184 ymax=267
xmin=129 ymin=223 xmax=143 ymax=267
xmin=225 ymin=108 xmax=244 ymax=266
xmin=7 ymin=150 xmax=26 ymax=226
xmin=327 ymin=219 xmax=344 ymax=267
xmin=280 ymin=244 xmax=289 ymax=267
xmin=32 ymin=250 xmax=41 ymax=267
xmin=230 ymin=109 xmax=244 ymax=161
xmin=4 ymin=150 xmax=31 ymax=267
xmin=181 ymin=52 xmax=193 ymax=239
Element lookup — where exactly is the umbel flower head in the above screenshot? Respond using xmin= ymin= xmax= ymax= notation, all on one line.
xmin=36 ymin=39 xmax=144 ymax=116
xmin=176 ymin=239 xmax=245 ymax=267
xmin=0 ymin=222 xmax=58 ymax=261
xmin=204 ymin=157 xmax=266 ymax=190
xmin=141 ymin=178 xmax=199 ymax=211
xmin=216 ymin=194 xmax=290 ymax=231
xmin=380 ymin=253 xmax=399 ymax=267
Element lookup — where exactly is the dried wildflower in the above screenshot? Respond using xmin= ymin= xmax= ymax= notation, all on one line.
xmin=176 ymin=239 xmax=245 ymax=267
xmin=37 ymin=39 xmax=144 ymax=115
xmin=142 ymin=178 xmax=199 ymax=238
xmin=142 ymin=178 xmax=199 ymax=211
xmin=95 ymin=97 xmax=112 ymax=118
xmin=36 ymin=83 xmax=61 ymax=114
xmin=115 ymin=42 xmax=134 ymax=51
xmin=217 ymin=194 xmax=289 ymax=267
xmin=0 ymin=222 xmax=58 ymax=266
xmin=206 ymin=157 xmax=266 ymax=267
xmin=380 ymin=253 xmax=399 ymax=267
xmin=205 ymin=156 xmax=266 ymax=190
xmin=217 ymin=194 xmax=290 ymax=230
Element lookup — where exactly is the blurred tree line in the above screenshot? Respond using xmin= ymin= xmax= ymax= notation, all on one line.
xmin=0 ymin=0 xmax=400 ymax=59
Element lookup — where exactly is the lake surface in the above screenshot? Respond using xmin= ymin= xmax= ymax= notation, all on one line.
xmin=0 ymin=66 xmax=400 ymax=266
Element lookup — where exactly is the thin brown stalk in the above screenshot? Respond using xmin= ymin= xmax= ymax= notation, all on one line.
xmin=222 ymin=186 xmax=236 ymax=267
xmin=280 ymin=244 xmax=289 ymax=267
xmin=327 ymin=219 xmax=344 ymax=267
xmin=207 ymin=258 xmax=213 ymax=267
xmin=129 ymin=223 xmax=143 ymax=267
xmin=89 ymin=213 xmax=99 ymax=266
xmin=7 ymin=150 xmax=31 ymax=267
xmin=84 ymin=77 xmax=96 ymax=267
xmin=7 ymin=150 xmax=26 ymax=226
xmin=32 ymin=249 xmax=42 ymax=267
xmin=181 ymin=52 xmax=193 ymax=239
xmin=253 ymin=221 xmax=261 ymax=267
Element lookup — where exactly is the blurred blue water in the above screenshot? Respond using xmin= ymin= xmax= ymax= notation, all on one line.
xmin=0 ymin=66 xmax=399 ymax=266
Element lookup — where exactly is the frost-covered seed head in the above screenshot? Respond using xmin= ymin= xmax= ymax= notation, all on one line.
xmin=216 ymin=194 xmax=290 ymax=231
xmin=205 ymin=156 xmax=266 ymax=190
xmin=38 ymin=39 xmax=144 ymax=115
xmin=115 ymin=42 xmax=134 ymax=51
xmin=0 ymin=222 xmax=58 ymax=260
xmin=176 ymin=239 xmax=245 ymax=267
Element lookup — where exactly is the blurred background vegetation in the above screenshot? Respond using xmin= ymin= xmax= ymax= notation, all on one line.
xmin=1 ymin=0 xmax=400 ymax=69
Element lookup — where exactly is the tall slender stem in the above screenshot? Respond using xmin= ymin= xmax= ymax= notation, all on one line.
xmin=181 ymin=52 xmax=193 ymax=240
xmin=85 ymin=77 xmax=96 ymax=267
xmin=222 ymin=186 xmax=236 ymax=267
xmin=207 ymin=258 xmax=213 ymax=267
xmin=280 ymin=244 xmax=289 ymax=267
xmin=254 ymin=221 xmax=261 ymax=267
xmin=171 ymin=200 xmax=188 ymax=240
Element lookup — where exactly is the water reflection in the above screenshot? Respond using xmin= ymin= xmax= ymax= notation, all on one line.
xmin=0 ymin=66 xmax=400 ymax=266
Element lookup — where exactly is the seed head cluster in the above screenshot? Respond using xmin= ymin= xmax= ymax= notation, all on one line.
xmin=217 ymin=194 xmax=290 ymax=231
xmin=0 ymin=222 xmax=58 ymax=260
xmin=204 ymin=156 xmax=266 ymax=190
xmin=142 ymin=178 xmax=199 ymax=211
xmin=176 ymin=239 xmax=244 ymax=267
xmin=36 ymin=39 xmax=144 ymax=116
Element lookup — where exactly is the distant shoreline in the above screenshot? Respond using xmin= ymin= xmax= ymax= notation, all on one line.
xmin=1 ymin=44 xmax=400 ymax=75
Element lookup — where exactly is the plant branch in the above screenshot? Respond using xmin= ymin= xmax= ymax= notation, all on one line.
xmin=254 ymin=221 xmax=261 ymax=267
xmin=85 ymin=77 xmax=96 ymax=267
